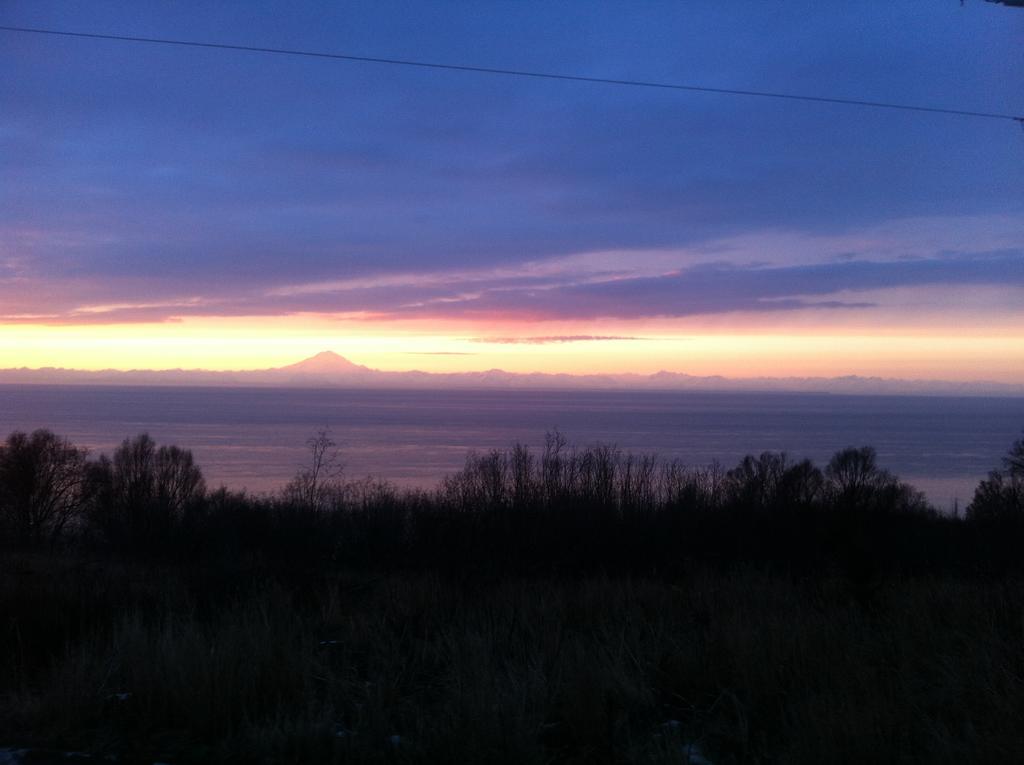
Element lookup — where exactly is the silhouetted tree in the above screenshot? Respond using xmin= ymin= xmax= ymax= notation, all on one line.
xmin=967 ymin=431 xmax=1024 ymax=522
xmin=725 ymin=452 xmax=789 ymax=510
xmin=509 ymin=443 xmax=536 ymax=509
xmin=825 ymin=446 xmax=929 ymax=515
xmin=155 ymin=444 xmax=206 ymax=516
xmin=1004 ymin=432 xmax=1024 ymax=478
xmin=826 ymin=447 xmax=884 ymax=502
xmin=539 ymin=429 xmax=568 ymax=506
xmin=0 ymin=429 xmax=89 ymax=547
xmin=283 ymin=429 xmax=343 ymax=513
xmin=90 ymin=433 xmax=205 ymax=547
xmin=619 ymin=452 xmax=657 ymax=513
xmin=777 ymin=458 xmax=825 ymax=508
xmin=114 ymin=433 xmax=157 ymax=520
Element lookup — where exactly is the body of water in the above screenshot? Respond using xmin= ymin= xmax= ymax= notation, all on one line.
xmin=1 ymin=384 xmax=1022 ymax=511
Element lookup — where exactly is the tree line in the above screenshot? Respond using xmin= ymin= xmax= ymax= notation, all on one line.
xmin=0 ymin=427 xmax=1022 ymax=576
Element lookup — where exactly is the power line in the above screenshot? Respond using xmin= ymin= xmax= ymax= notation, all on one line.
xmin=2 ymin=24 xmax=1022 ymax=125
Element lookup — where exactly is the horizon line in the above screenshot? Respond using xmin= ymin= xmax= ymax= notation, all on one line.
xmin=2 ymin=351 xmax=1022 ymax=396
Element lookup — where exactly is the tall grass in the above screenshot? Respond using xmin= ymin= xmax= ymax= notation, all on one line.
xmin=2 ymin=555 xmax=1024 ymax=764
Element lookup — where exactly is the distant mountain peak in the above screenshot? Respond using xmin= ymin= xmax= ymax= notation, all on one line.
xmin=1 ymin=352 xmax=1023 ymax=396
xmin=277 ymin=351 xmax=369 ymax=375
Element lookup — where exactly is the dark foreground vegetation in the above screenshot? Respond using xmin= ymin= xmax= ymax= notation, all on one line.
xmin=1 ymin=427 xmax=1024 ymax=764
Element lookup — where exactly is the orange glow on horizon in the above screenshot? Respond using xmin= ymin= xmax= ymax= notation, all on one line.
xmin=1 ymin=312 xmax=1022 ymax=383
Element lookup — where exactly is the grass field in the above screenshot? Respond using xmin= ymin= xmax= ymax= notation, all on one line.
xmin=3 ymin=554 xmax=1024 ymax=764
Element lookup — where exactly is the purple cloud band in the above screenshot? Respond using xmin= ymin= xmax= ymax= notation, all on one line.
xmin=1 ymin=249 xmax=1020 ymax=325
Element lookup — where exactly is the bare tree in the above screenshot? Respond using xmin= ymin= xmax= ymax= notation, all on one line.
xmin=155 ymin=444 xmax=206 ymax=517
xmin=284 ymin=429 xmax=344 ymax=513
xmin=541 ymin=429 xmax=568 ymax=505
xmin=777 ymin=458 xmax=825 ymax=507
xmin=0 ymin=429 xmax=90 ymax=546
xmin=92 ymin=434 xmax=205 ymax=546
xmin=1003 ymin=431 xmax=1024 ymax=478
xmin=968 ymin=430 xmax=1024 ymax=521
xmin=112 ymin=433 xmax=158 ymax=516
xmin=825 ymin=446 xmax=892 ymax=505
xmin=725 ymin=452 xmax=789 ymax=510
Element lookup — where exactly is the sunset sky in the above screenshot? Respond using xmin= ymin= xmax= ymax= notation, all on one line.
xmin=2 ymin=1 xmax=1022 ymax=381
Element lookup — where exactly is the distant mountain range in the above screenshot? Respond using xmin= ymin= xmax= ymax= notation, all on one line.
xmin=1 ymin=350 xmax=1021 ymax=397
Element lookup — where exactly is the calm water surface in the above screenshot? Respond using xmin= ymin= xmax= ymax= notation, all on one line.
xmin=2 ymin=384 xmax=1022 ymax=511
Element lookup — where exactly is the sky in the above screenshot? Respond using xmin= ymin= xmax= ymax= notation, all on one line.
xmin=1 ymin=1 xmax=1023 ymax=381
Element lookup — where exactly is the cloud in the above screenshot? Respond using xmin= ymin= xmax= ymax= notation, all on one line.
xmin=0 ymin=312 xmax=185 ymax=326
xmin=383 ymin=249 xmax=1024 ymax=321
xmin=470 ymin=335 xmax=645 ymax=344
xmin=3 ymin=0 xmax=1022 ymax=300
xmin=3 ymin=247 xmax=1021 ymax=326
